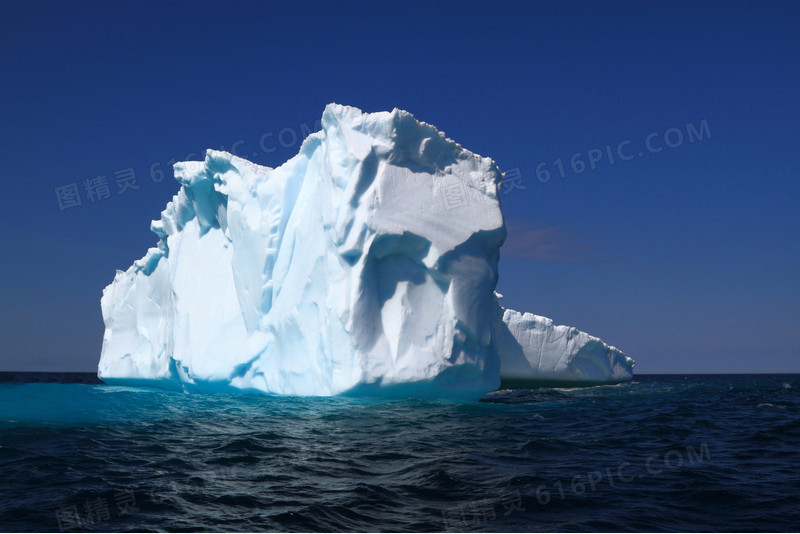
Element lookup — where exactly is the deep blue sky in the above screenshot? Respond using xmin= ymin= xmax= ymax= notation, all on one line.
xmin=1 ymin=0 xmax=798 ymax=373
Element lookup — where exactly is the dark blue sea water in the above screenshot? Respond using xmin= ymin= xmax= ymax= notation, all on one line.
xmin=1 ymin=373 xmax=798 ymax=532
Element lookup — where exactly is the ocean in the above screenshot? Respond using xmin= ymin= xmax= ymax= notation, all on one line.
xmin=0 ymin=373 xmax=798 ymax=532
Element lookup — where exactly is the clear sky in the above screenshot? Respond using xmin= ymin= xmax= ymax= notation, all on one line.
xmin=1 ymin=0 xmax=798 ymax=373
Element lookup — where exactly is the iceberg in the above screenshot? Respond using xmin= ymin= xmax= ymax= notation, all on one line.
xmin=98 ymin=104 xmax=633 ymax=398
xmin=495 ymin=301 xmax=634 ymax=387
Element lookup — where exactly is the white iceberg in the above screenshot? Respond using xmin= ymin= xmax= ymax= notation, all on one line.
xmin=98 ymin=104 xmax=633 ymax=398
xmin=495 ymin=302 xmax=634 ymax=387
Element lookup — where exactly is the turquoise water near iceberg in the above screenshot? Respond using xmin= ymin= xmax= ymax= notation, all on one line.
xmin=1 ymin=373 xmax=799 ymax=532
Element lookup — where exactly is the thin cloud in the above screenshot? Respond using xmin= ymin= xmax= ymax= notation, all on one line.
xmin=502 ymin=220 xmax=593 ymax=263
xmin=502 ymin=220 xmax=690 ymax=274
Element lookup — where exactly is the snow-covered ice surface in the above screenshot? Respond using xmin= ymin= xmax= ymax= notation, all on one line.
xmin=495 ymin=301 xmax=634 ymax=387
xmin=98 ymin=104 xmax=633 ymax=399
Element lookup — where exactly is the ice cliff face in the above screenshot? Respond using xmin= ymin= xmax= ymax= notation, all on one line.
xmin=98 ymin=104 xmax=633 ymax=398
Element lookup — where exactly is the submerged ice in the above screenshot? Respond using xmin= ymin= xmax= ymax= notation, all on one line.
xmin=98 ymin=104 xmax=633 ymax=398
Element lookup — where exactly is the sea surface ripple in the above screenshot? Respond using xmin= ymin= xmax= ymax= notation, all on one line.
xmin=1 ymin=373 xmax=798 ymax=532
